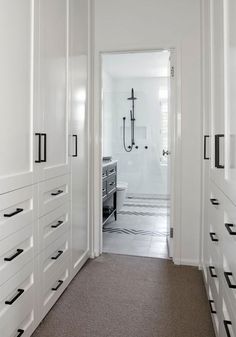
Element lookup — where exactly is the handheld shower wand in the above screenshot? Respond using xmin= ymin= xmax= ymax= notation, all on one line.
xmin=123 ymin=88 xmax=137 ymax=152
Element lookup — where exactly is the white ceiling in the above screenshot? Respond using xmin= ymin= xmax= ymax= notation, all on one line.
xmin=102 ymin=51 xmax=170 ymax=78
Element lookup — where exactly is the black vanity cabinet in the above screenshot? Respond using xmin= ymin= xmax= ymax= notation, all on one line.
xmin=102 ymin=162 xmax=117 ymax=225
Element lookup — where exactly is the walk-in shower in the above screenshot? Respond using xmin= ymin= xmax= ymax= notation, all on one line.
xmin=122 ymin=88 xmax=137 ymax=152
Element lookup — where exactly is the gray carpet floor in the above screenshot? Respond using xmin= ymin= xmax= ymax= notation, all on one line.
xmin=33 ymin=254 xmax=215 ymax=337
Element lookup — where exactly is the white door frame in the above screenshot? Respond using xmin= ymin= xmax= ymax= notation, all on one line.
xmin=90 ymin=46 xmax=182 ymax=264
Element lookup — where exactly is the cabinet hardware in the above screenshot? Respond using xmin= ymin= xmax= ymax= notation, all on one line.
xmin=109 ymin=169 xmax=115 ymax=175
xmin=109 ymin=182 xmax=115 ymax=186
xmin=17 ymin=329 xmax=24 ymax=337
xmin=51 ymin=250 xmax=63 ymax=260
xmin=51 ymin=220 xmax=64 ymax=229
xmin=51 ymin=280 xmax=63 ymax=291
xmin=209 ymin=232 xmax=219 ymax=242
xmin=72 ymin=135 xmax=78 ymax=157
xmin=209 ymin=300 xmax=216 ymax=314
xmin=51 ymin=190 xmax=63 ymax=196
xmin=210 ymin=198 xmax=219 ymax=206
xmin=41 ymin=133 xmax=47 ymax=163
xmin=163 ymin=149 xmax=170 ymax=156
xmin=4 ymin=249 xmax=24 ymax=261
xmin=35 ymin=133 xmax=41 ymax=163
xmin=224 ymin=320 xmax=232 ymax=337
xmin=204 ymin=135 xmax=210 ymax=160
xmin=225 ymin=223 xmax=236 ymax=236
xmin=4 ymin=208 xmax=23 ymax=217
xmin=215 ymin=134 xmax=224 ymax=169
xmin=224 ymin=272 xmax=236 ymax=289
xmin=5 ymin=289 xmax=24 ymax=305
xmin=209 ymin=266 xmax=217 ymax=278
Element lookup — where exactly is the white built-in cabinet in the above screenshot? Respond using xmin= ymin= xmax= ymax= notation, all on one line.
xmin=0 ymin=0 xmax=90 ymax=336
xmin=202 ymin=1 xmax=236 ymax=336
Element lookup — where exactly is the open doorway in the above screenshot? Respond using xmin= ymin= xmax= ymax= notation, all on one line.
xmin=101 ymin=50 xmax=174 ymax=259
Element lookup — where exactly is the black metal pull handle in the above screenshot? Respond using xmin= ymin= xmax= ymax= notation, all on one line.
xmin=210 ymin=198 xmax=220 ymax=206
xmin=51 ymin=190 xmax=63 ymax=196
xmin=51 ymin=280 xmax=63 ymax=291
xmin=209 ymin=266 xmax=217 ymax=278
xmin=109 ymin=169 xmax=115 ymax=174
xmin=224 ymin=320 xmax=232 ymax=337
xmin=225 ymin=223 xmax=236 ymax=236
xmin=51 ymin=220 xmax=64 ymax=229
xmin=72 ymin=135 xmax=78 ymax=157
xmin=17 ymin=329 xmax=24 ymax=337
xmin=35 ymin=133 xmax=41 ymax=163
xmin=215 ymin=134 xmax=224 ymax=169
xmin=51 ymin=250 xmax=63 ymax=260
xmin=209 ymin=300 xmax=216 ymax=314
xmin=41 ymin=133 xmax=47 ymax=163
xmin=224 ymin=272 xmax=236 ymax=289
xmin=4 ymin=249 xmax=24 ymax=262
xmin=4 ymin=208 xmax=24 ymax=218
xmin=209 ymin=232 xmax=219 ymax=242
xmin=204 ymin=135 xmax=210 ymax=160
xmin=109 ymin=182 xmax=115 ymax=186
xmin=5 ymin=289 xmax=24 ymax=305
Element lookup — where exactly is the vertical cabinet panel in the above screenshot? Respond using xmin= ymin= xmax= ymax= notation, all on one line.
xmin=70 ymin=0 xmax=89 ymax=276
xmin=0 ymin=0 xmax=36 ymax=194
xmin=36 ymin=0 xmax=70 ymax=181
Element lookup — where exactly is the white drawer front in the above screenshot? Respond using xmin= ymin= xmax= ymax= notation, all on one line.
xmin=220 ymin=287 xmax=236 ymax=337
xmin=0 ymin=225 xmax=35 ymax=286
xmin=0 ymin=186 xmax=37 ymax=242
xmin=207 ymin=284 xmax=220 ymax=337
xmin=0 ymin=261 xmax=36 ymax=337
xmin=38 ymin=203 xmax=70 ymax=253
xmin=39 ymin=175 xmax=70 ymax=217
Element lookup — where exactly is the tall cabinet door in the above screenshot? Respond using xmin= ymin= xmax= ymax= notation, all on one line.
xmin=35 ymin=0 xmax=70 ymax=181
xmin=210 ymin=0 xmax=225 ymax=188
xmin=70 ymin=0 xmax=90 ymax=277
xmin=0 ymin=0 xmax=37 ymax=194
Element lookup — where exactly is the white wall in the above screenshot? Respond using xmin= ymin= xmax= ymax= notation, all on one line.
xmin=102 ymin=75 xmax=169 ymax=196
xmin=92 ymin=0 xmax=202 ymax=265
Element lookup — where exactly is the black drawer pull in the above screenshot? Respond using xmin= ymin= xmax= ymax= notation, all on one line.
xmin=209 ymin=232 xmax=219 ymax=242
xmin=35 ymin=133 xmax=41 ymax=163
xmin=5 ymin=289 xmax=24 ymax=305
xmin=51 ymin=190 xmax=63 ymax=196
xmin=215 ymin=134 xmax=224 ymax=169
xmin=224 ymin=320 xmax=232 ymax=337
xmin=224 ymin=272 xmax=236 ymax=289
xmin=52 ymin=280 xmax=63 ymax=291
xmin=209 ymin=300 xmax=216 ymax=314
xmin=4 ymin=249 xmax=24 ymax=262
xmin=72 ymin=135 xmax=78 ymax=157
xmin=51 ymin=220 xmax=63 ymax=229
xmin=17 ymin=329 xmax=24 ymax=337
xmin=41 ymin=133 xmax=47 ymax=163
xmin=109 ymin=169 xmax=115 ymax=175
xmin=4 ymin=208 xmax=23 ymax=218
xmin=204 ymin=135 xmax=210 ymax=160
xmin=225 ymin=223 xmax=236 ymax=236
xmin=51 ymin=250 xmax=63 ymax=260
xmin=209 ymin=266 xmax=217 ymax=278
xmin=109 ymin=182 xmax=115 ymax=186
xmin=210 ymin=198 xmax=220 ymax=206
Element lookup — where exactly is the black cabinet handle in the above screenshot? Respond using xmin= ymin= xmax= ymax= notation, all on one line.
xmin=210 ymin=198 xmax=220 ymax=206
xmin=72 ymin=135 xmax=78 ymax=157
xmin=51 ymin=190 xmax=63 ymax=196
xmin=51 ymin=250 xmax=63 ymax=260
xmin=51 ymin=220 xmax=64 ymax=229
xmin=17 ymin=329 xmax=24 ymax=337
xmin=41 ymin=133 xmax=47 ymax=163
xmin=224 ymin=320 xmax=232 ymax=337
xmin=224 ymin=272 xmax=236 ymax=289
xmin=209 ymin=266 xmax=217 ymax=278
xmin=209 ymin=300 xmax=216 ymax=314
xmin=5 ymin=289 xmax=24 ymax=305
xmin=52 ymin=280 xmax=63 ymax=291
xmin=109 ymin=169 xmax=115 ymax=175
xmin=215 ymin=134 xmax=224 ymax=169
xmin=35 ymin=133 xmax=41 ymax=163
xmin=4 ymin=249 xmax=24 ymax=262
xmin=225 ymin=223 xmax=236 ymax=236
xmin=4 ymin=208 xmax=23 ymax=218
xmin=204 ymin=135 xmax=210 ymax=160
xmin=109 ymin=182 xmax=115 ymax=186
xmin=209 ymin=232 xmax=219 ymax=242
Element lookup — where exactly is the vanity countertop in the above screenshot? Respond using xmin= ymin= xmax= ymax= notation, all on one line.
xmin=102 ymin=159 xmax=118 ymax=168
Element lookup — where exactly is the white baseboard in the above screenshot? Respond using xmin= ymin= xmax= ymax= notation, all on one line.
xmin=173 ymin=257 xmax=200 ymax=267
